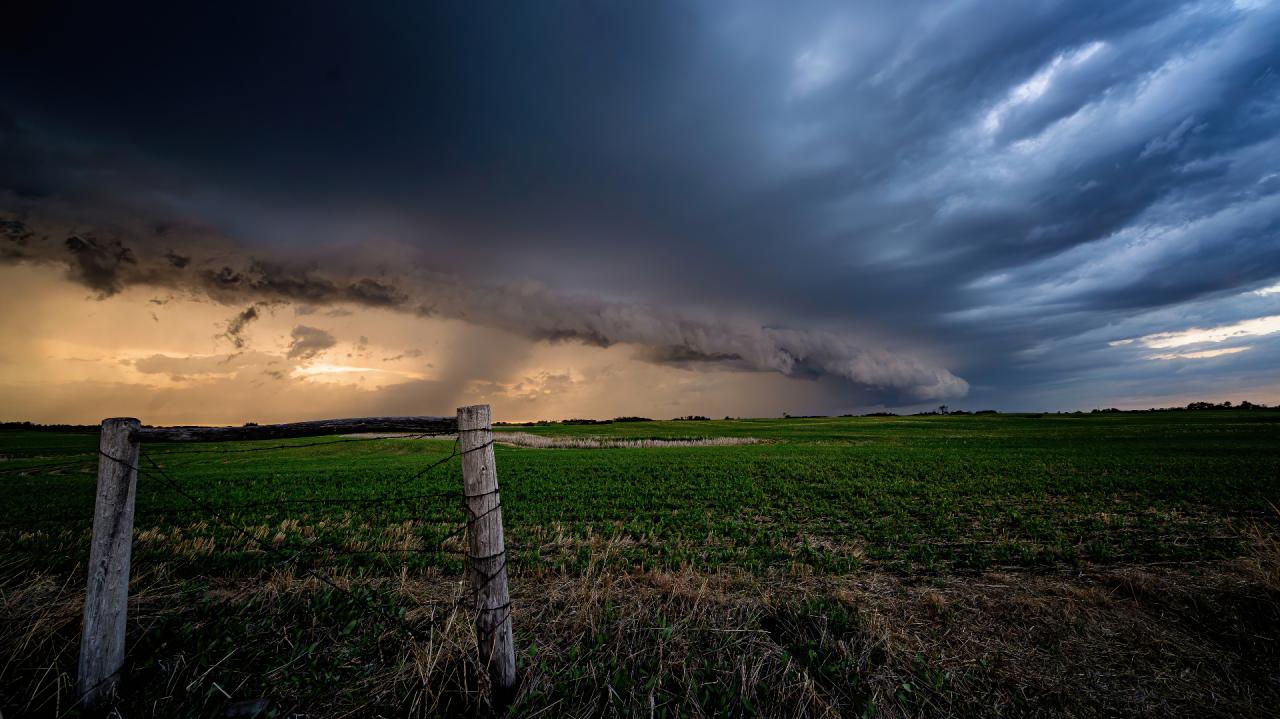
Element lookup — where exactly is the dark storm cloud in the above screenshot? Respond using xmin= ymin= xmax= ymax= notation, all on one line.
xmin=201 ymin=260 xmax=407 ymax=308
xmin=63 ymin=235 xmax=137 ymax=295
xmin=0 ymin=204 xmax=971 ymax=399
xmin=286 ymin=325 xmax=337 ymax=361
xmin=2 ymin=0 xmax=1279 ymax=409
xmin=222 ymin=304 xmax=266 ymax=350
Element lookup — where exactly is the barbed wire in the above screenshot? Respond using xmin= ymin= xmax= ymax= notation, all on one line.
xmin=126 ymin=450 xmax=475 ymax=651
xmin=0 ymin=456 xmax=98 ymax=476
xmin=141 ymin=430 xmax=456 ymax=457
xmin=0 ymin=432 xmax=471 ymax=482
xmin=0 ymin=481 xmax=466 ymax=530
xmin=0 ymin=431 xmax=457 ymax=476
xmin=0 ymin=448 xmax=97 ymax=461
xmin=0 ymin=514 xmax=97 ymax=528
xmin=0 ymin=434 xmax=467 ymax=529
xmin=3 ymin=428 xmax=517 ymax=718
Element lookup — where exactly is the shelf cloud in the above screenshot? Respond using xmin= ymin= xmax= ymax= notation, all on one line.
xmin=3 ymin=208 xmax=968 ymax=400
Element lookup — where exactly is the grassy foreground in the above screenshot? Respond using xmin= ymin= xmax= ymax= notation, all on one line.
xmin=1 ymin=412 xmax=1278 ymax=717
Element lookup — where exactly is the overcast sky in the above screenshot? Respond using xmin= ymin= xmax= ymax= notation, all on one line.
xmin=2 ymin=1 xmax=1279 ymax=423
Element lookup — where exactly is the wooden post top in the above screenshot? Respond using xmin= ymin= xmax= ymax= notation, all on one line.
xmin=456 ymin=404 xmax=492 ymax=429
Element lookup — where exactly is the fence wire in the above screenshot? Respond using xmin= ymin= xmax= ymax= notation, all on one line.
xmin=1 ymin=428 xmax=516 ymax=715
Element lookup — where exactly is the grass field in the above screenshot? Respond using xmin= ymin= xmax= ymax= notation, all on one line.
xmin=2 ymin=412 xmax=1279 ymax=717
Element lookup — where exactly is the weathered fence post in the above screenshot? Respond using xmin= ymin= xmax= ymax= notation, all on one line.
xmin=79 ymin=417 xmax=142 ymax=709
xmin=457 ymin=404 xmax=518 ymax=699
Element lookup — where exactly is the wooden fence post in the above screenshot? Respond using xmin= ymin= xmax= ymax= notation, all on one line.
xmin=79 ymin=417 xmax=142 ymax=709
xmin=457 ymin=404 xmax=518 ymax=699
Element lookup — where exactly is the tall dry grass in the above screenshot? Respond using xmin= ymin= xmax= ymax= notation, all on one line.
xmin=3 ymin=537 xmax=1279 ymax=718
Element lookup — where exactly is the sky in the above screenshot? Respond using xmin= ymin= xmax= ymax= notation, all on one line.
xmin=2 ymin=0 xmax=1279 ymax=424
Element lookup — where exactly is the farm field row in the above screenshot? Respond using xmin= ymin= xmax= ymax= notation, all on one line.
xmin=2 ymin=411 xmax=1278 ymax=717
xmin=3 ymin=412 xmax=1277 ymax=575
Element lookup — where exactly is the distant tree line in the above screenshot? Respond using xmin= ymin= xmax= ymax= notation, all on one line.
xmin=5 ymin=400 xmax=1275 ymax=434
xmin=1181 ymin=400 xmax=1270 ymax=410
xmin=1090 ymin=400 xmax=1274 ymax=413
xmin=0 ymin=421 xmax=98 ymax=432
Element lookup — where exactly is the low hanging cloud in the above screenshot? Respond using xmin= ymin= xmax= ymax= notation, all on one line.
xmin=129 ymin=350 xmax=278 ymax=382
xmin=444 ymin=285 xmax=969 ymax=400
xmin=0 ymin=211 xmax=968 ymax=400
xmin=221 ymin=303 xmax=266 ymax=349
xmin=64 ymin=235 xmax=137 ymax=296
xmin=286 ymin=325 xmax=337 ymax=361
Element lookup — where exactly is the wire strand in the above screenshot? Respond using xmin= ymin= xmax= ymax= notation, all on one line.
xmin=9 ymin=429 xmax=516 ymax=712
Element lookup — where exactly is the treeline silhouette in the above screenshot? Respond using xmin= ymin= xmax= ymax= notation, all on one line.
xmin=3 ymin=400 xmax=1275 ymax=435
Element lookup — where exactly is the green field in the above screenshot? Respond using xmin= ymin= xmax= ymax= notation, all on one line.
xmin=2 ymin=412 xmax=1279 ymax=717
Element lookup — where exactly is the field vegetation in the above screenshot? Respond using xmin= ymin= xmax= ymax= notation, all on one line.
xmin=1 ymin=411 xmax=1278 ymax=717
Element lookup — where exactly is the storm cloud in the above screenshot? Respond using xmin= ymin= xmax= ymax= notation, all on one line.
xmin=222 ymin=303 xmax=265 ymax=350
xmin=2 ymin=0 xmax=1279 ymax=412
xmin=286 ymin=325 xmax=337 ymax=361
xmin=0 ymin=213 xmax=970 ymax=399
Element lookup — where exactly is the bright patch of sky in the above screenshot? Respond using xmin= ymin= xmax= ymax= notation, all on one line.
xmin=1147 ymin=346 xmax=1252 ymax=360
xmin=983 ymin=41 xmax=1105 ymax=135
xmin=1116 ymin=315 xmax=1280 ymax=349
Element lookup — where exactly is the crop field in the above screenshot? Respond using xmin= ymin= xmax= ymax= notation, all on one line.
xmin=2 ymin=411 xmax=1279 ymax=717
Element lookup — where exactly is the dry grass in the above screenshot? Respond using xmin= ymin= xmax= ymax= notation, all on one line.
xmin=3 ymin=538 xmax=1278 ymax=718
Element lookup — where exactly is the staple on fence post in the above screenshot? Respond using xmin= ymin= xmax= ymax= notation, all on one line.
xmin=457 ymin=404 xmax=518 ymax=701
xmin=79 ymin=417 xmax=142 ymax=709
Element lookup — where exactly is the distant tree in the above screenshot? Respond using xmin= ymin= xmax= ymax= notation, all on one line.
xmin=938 ymin=405 xmax=949 ymax=415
